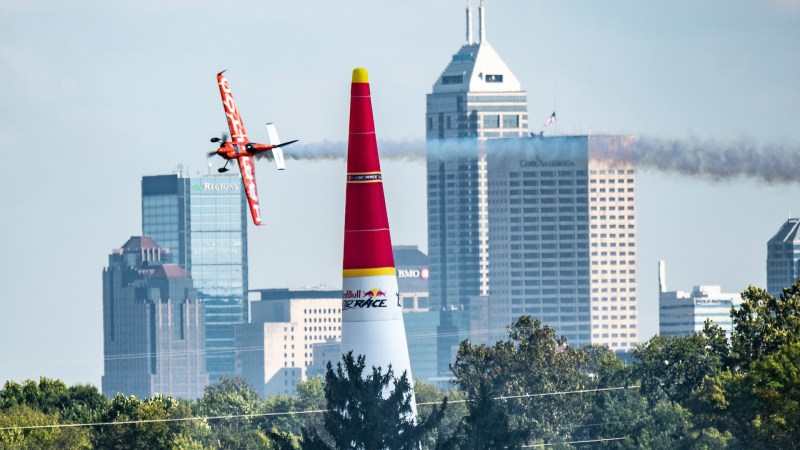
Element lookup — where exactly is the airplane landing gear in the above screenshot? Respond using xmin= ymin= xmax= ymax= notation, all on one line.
xmin=218 ymin=160 xmax=230 ymax=173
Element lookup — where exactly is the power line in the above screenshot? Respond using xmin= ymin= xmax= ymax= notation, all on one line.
xmin=522 ymin=437 xmax=626 ymax=447
xmin=0 ymin=325 xmax=548 ymax=368
xmin=0 ymin=385 xmax=639 ymax=431
xmin=416 ymin=385 xmax=640 ymax=406
xmin=0 ymin=408 xmax=327 ymax=432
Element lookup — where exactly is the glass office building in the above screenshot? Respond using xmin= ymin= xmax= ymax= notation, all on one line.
xmin=142 ymin=173 xmax=248 ymax=383
xmin=766 ymin=218 xmax=800 ymax=297
xmin=426 ymin=4 xmax=529 ymax=375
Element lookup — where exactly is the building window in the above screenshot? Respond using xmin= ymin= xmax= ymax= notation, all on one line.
xmin=442 ymin=75 xmax=464 ymax=85
xmin=503 ymin=115 xmax=519 ymax=128
xmin=483 ymin=115 xmax=500 ymax=129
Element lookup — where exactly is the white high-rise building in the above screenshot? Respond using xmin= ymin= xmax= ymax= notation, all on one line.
xmin=236 ymin=289 xmax=341 ymax=396
xmin=658 ymin=261 xmax=740 ymax=336
xmin=427 ymin=5 xmax=639 ymax=374
xmin=483 ymin=136 xmax=639 ymax=350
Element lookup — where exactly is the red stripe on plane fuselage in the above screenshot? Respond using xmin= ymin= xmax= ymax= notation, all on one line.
xmin=238 ymin=156 xmax=262 ymax=226
xmin=218 ymin=73 xmax=262 ymax=226
xmin=217 ymin=73 xmax=248 ymax=143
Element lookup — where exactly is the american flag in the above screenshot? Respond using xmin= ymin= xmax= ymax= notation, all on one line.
xmin=543 ymin=111 xmax=556 ymax=127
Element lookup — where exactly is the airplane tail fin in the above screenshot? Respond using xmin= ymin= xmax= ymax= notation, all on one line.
xmin=266 ymin=123 xmax=287 ymax=170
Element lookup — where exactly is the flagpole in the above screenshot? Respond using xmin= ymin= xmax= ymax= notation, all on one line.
xmin=553 ymin=83 xmax=557 ymax=135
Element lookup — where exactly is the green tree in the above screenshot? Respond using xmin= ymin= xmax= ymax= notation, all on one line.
xmin=631 ymin=333 xmax=723 ymax=405
xmin=196 ymin=375 xmax=267 ymax=449
xmin=0 ymin=405 xmax=92 ymax=449
xmin=447 ymin=338 xmax=527 ymax=450
xmin=92 ymin=394 xmax=210 ymax=450
xmin=413 ymin=381 xmax=466 ymax=450
xmin=0 ymin=377 xmax=108 ymax=424
xmin=448 ymin=316 xmax=595 ymax=449
xmin=697 ymin=340 xmax=800 ymax=449
xmin=303 ymin=352 xmax=446 ymax=450
xmin=729 ymin=283 xmax=800 ymax=369
xmin=254 ymin=376 xmax=326 ymax=439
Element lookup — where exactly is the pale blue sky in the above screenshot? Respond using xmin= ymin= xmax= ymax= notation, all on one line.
xmin=1 ymin=0 xmax=798 ymax=386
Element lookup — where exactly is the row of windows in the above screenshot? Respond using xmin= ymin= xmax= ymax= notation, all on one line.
xmin=591 ymin=287 xmax=637 ymax=293
xmin=303 ymin=326 xmax=340 ymax=332
xmin=590 ymin=169 xmax=635 ymax=175
xmin=303 ymin=308 xmax=340 ymax=314
xmin=467 ymin=95 xmax=527 ymax=103
xmin=303 ymin=317 xmax=341 ymax=323
xmin=501 ymin=189 xmax=590 ymax=196
xmin=592 ymin=278 xmax=637 ymax=284
xmin=590 ymin=178 xmax=634 ymax=184
xmin=508 ymin=173 xmax=574 ymax=179
xmin=593 ymin=305 xmax=637 ymax=311
xmin=304 ymin=334 xmax=339 ymax=340
xmin=591 ymin=296 xmax=637 ymax=302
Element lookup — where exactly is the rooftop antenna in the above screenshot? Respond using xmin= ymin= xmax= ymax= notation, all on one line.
xmin=658 ymin=260 xmax=667 ymax=293
xmin=478 ymin=0 xmax=486 ymax=44
xmin=466 ymin=1 xmax=473 ymax=44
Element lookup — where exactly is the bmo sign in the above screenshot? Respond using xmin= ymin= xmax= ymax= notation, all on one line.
xmin=398 ymin=268 xmax=429 ymax=280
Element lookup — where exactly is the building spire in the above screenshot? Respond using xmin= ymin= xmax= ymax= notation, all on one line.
xmin=466 ymin=1 xmax=473 ymax=44
xmin=478 ymin=0 xmax=486 ymax=44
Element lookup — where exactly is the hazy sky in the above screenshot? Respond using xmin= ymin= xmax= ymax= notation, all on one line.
xmin=1 ymin=0 xmax=798 ymax=387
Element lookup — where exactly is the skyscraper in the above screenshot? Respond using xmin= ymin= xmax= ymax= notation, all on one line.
xmin=427 ymin=6 xmax=638 ymax=374
xmin=426 ymin=3 xmax=528 ymax=375
xmin=427 ymin=2 xmax=528 ymax=307
xmin=142 ymin=173 xmax=248 ymax=383
xmin=766 ymin=218 xmax=800 ymax=297
xmin=483 ymin=136 xmax=638 ymax=350
xmin=102 ymin=236 xmax=207 ymax=399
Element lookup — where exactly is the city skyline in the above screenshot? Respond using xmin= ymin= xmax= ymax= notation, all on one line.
xmin=1 ymin=0 xmax=799 ymax=387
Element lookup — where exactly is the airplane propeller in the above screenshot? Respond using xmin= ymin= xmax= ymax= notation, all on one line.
xmin=209 ymin=132 xmax=229 ymax=144
xmin=208 ymin=132 xmax=229 ymax=157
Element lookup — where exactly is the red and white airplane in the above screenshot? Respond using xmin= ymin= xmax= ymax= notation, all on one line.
xmin=209 ymin=71 xmax=297 ymax=225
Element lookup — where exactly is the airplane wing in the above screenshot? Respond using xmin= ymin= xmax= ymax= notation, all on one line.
xmin=217 ymin=71 xmax=248 ymax=144
xmin=237 ymin=156 xmax=262 ymax=226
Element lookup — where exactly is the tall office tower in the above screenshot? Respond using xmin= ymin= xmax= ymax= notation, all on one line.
xmin=236 ymin=288 xmax=342 ymax=396
xmin=484 ymin=136 xmax=638 ymax=350
xmin=427 ymin=3 xmax=529 ymax=375
xmin=766 ymin=218 xmax=800 ymax=297
xmin=658 ymin=261 xmax=739 ymax=337
xmin=142 ymin=173 xmax=248 ymax=383
xmin=102 ymin=236 xmax=207 ymax=399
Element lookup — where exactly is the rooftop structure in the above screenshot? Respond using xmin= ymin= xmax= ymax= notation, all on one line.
xmin=658 ymin=261 xmax=740 ymax=336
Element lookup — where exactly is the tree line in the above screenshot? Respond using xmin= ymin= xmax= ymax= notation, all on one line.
xmin=2 ymin=280 xmax=799 ymax=449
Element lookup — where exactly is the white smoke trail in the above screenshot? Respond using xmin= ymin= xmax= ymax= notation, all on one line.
xmin=285 ymin=139 xmax=425 ymax=161
xmin=285 ymin=136 xmax=800 ymax=184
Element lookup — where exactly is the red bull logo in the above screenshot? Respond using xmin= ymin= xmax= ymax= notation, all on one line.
xmin=341 ymin=288 xmax=389 ymax=310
